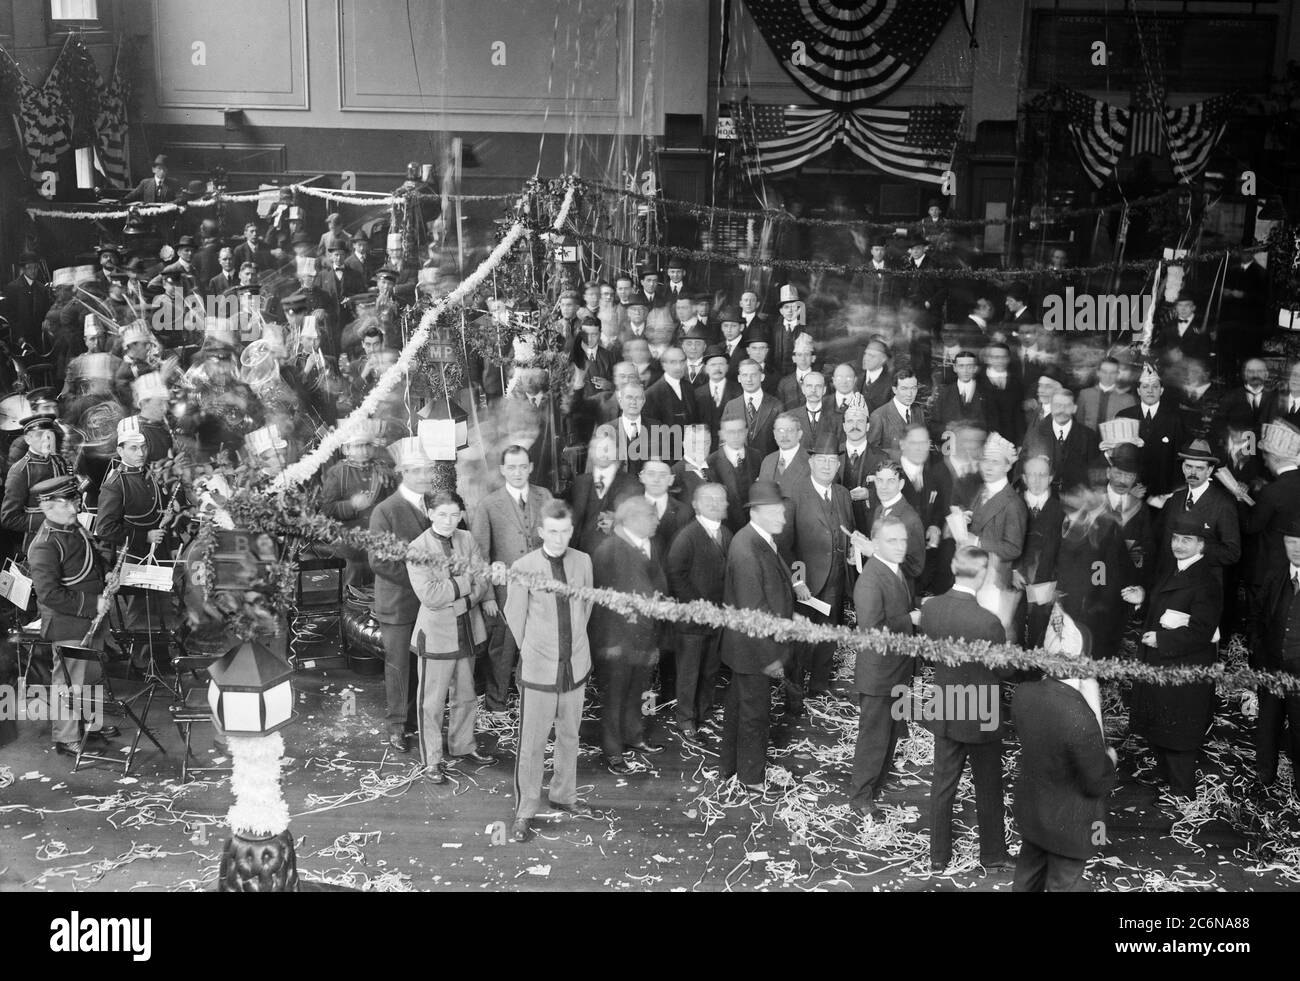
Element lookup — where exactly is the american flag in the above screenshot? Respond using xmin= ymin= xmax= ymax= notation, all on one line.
xmin=1061 ymin=88 xmax=1128 ymax=188
xmin=1127 ymin=80 xmax=1166 ymax=158
xmin=1166 ymin=94 xmax=1236 ymax=184
xmin=743 ymin=0 xmax=961 ymax=107
xmin=17 ymin=78 xmax=70 ymax=179
xmin=94 ymin=57 xmax=130 ymax=189
xmin=734 ymin=102 xmax=963 ymax=182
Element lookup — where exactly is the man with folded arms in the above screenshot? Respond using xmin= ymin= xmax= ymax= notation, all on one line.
xmin=406 ymin=493 xmax=496 ymax=785
xmin=505 ymin=501 xmax=596 ymax=842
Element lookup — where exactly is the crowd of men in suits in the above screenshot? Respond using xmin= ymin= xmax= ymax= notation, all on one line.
xmin=7 ymin=194 xmax=1297 ymax=891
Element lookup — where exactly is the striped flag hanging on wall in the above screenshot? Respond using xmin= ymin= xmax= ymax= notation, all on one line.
xmin=1166 ymin=94 xmax=1235 ymax=184
xmin=1126 ymin=80 xmax=1167 ymax=158
xmin=1061 ymin=88 xmax=1129 ymax=188
xmin=742 ymin=0 xmax=962 ymax=108
xmin=94 ymin=58 xmax=130 ymax=188
xmin=732 ymin=103 xmax=963 ymax=183
xmin=16 ymin=77 xmax=70 ymax=178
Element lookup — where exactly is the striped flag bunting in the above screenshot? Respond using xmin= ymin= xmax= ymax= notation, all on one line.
xmin=94 ymin=58 xmax=130 ymax=188
xmin=732 ymin=102 xmax=963 ymax=183
xmin=1061 ymin=88 xmax=1129 ymax=188
xmin=17 ymin=77 xmax=71 ymax=178
xmin=743 ymin=0 xmax=961 ymax=108
xmin=1166 ymin=94 xmax=1236 ymax=184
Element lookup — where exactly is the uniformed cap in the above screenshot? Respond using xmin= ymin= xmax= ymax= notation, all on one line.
xmin=33 ymin=474 xmax=79 ymax=502
xmin=20 ymin=415 xmax=59 ymax=434
xmin=95 ymin=242 xmax=123 ymax=257
xmin=161 ymin=263 xmax=187 ymax=283
xmin=1169 ymin=512 xmax=1211 ymax=540
xmin=132 ymin=371 xmax=169 ymax=404
xmin=117 ymin=415 xmax=146 ymax=446
xmin=558 ymin=289 xmax=580 ymax=302
xmin=27 ymin=388 xmax=57 ymax=413
xmin=246 ymin=425 xmax=287 ymax=456
xmin=344 ymin=289 xmax=379 ymax=310
xmin=374 ymin=265 xmax=400 ymax=283
xmin=282 ymin=290 xmax=312 ymax=312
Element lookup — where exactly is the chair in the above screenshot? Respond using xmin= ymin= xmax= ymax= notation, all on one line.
xmin=56 ymin=642 xmax=167 ymax=774
xmin=289 ymin=556 xmax=349 ymax=671
xmin=169 ymin=654 xmax=230 ymax=782
xmin=12 ymin=618 xmax=51 ymax=688
xmin=110 ymin=585 xmax=181 ymax=692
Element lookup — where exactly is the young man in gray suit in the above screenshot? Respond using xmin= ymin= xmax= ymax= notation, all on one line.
xmin=470 ymin=445 xmax=553 ymax=713
xmin=505 ymin=501 xmax=596 ymax=842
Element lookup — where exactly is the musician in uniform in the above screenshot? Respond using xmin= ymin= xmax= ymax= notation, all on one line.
xmin=114 ymin=322 xmax=158 ymax=406
xmin=2 ymin=416 xmax=69 ymax=557
xmin=133 ymin=372 xmax=175 ymax=465
xmin=28 ymin=474 xmax=118 ymax=755
xmin=321 ymin=420 xmax=394 ymax=588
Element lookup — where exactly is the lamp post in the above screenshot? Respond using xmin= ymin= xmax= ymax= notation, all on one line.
xmin=208 ymin=639 xmax=299 ymax=892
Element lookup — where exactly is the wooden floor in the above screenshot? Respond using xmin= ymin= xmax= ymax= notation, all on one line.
xmin=0 ymin=640 xmax=1295 ymax=893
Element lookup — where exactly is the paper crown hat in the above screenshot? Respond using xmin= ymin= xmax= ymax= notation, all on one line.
xmin=116 ymin=415 xmax=146 ymax=445
xmin=779 ymin=284 xmax=801 ymax=304
xmin=342 ymin=418 xmax=384 ymax=446
xmin=983 ymin=432 xmax=1019 ymax=463
xmin=121 ymin=321 xmax=153 ymax=347
xmin=245 ymin=425 xmax=288 ymax=456
xmin=132 ymin=372 xmax=169 ymax=403
xmin=1260 ymin=420 xmax=1300 ymax=459
xmin=1099 ymin=417 xmax=1144 ymax=449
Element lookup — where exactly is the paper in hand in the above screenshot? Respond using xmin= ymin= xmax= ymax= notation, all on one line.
xmin=1159 ymin=609 xmax=1191 ymax=630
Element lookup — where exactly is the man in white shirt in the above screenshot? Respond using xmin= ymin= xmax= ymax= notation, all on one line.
xmin=859 ymin=338 xmax=892 ymax=412
xmin=831 ymin=363 xmax=860 ymax=417
xmin=778 ymin=333 xmax=817 ymax=409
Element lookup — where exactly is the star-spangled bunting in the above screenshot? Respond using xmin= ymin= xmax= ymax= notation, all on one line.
xmin=743 ymin=0 xmax=961 ymax=108
xmin=94 ymin=58 xmax=130 ymax=188
xmin=17 ymin=77 xmax=70 ymax=178
xmin=1061 ymin=87 xmax=1236 ymax=187
xmin=732 ymin=102 xmax=963 ymax=182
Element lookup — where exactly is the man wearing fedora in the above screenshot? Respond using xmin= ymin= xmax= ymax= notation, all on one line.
xmin=28 ymin=474 xmax=118 ymax=756
xmin=369 ymin=437 xmax=439 ymax=754
xmin=718 ymin=479 xmax=796 ymax=794
xmin=1149 ymin=438 xmax=1240 ymax=584
xmin=1130 ymin=512 xmax=1222 ymax=800
xmin=2 ymin=415 xmax=69 ymax=558
xmin=124 ymin=154 xmax=178 ymax=205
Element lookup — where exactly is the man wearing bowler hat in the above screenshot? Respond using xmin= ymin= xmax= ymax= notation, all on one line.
xmin=718 ymin=479 xmax=796 ymax=795
xmin=28 ymin=474 xmax=118 ymax=755
xmin=2 ymin=249 xmax=51 ymax=355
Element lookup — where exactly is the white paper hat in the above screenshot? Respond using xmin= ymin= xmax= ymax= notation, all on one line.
xmin=246 ymin=424 xmax=288 ymax=456
xmin=116 ymin=415 xmax=146 ymax=446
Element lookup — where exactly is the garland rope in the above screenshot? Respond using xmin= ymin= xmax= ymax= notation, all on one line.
xmin=269 ymin=178 xmax=577 ymax=489
xmin=219 ymin=487 xmax=1300 ymax=698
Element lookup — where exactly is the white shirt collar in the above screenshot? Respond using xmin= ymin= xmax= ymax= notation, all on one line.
xmin=1187 ymin=481 xmax=1209 ymax=504
xmin=845 ymin=438 xmax=868 ymax=455
xmin=509 ymin=485 xmax=529 ymax=506
xmin=1098 ymin=383 xmax=1115 ymax=393
xmin=1290 ymin=563 xmax=1300 ymax=581
xmin=665 ymin=375 xmax=682 ymax=396
xmin=745 ymin=389 xmax=764 ymax=407
xmin=952 ymin=584 xmax=979 ymax=598
xmin=865 ymin=367 xmax=882 ymax=384
xmin=621 ymin=414 xmax=642 ymax=436
xmin=1176 ymin=553 xmax=1203 ymax=572
xmin=878 ymin=556 xmax=902 ymax=577
xmin=1054 ymin=419 xmax=1073 ymax=439
xmin=779 ymin=447 xmax=799 ymax=465
xmin=810 ymin=478 xmax=832 ymax=498
xmin=752 ymin=522 xmax=778 ymax=552
xmin=622 ymin=528 xmax=652 ymax=555
xmin=879 ymin=492 xmax=903 ymax=510
xmin=902 ymin=458 xmax=924 ymax=480
xmin=892 ymin=398 xmax=911 ymax=418
xmin=645 ymin=493 xmax=668 ymax=516
xmin=398 ymin=483 xmax=426 ymax=512
xmin=697 ymin=515 xmax=722 ymax=537
xmin=1025 ymin=490 xmax=1050 ymax=509
xmin=983 ymin=476 xmax=1009 ymax=497
xmin=1276 ymin=463 xmax=1299 ymax=475
xmin=1106 ymin=486 xmax=1127 ymax=510
xmin=725 ymin=446 xmax=746 ymax=466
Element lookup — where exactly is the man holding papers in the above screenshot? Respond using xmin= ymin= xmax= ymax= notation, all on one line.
xmin=1129 ymin=512 xmax=1223 ymax=800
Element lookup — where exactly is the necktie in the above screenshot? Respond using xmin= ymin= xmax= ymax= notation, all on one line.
xmin=1185 ymin=491 xmax=1193 ymax=511
xmin=824 ymin=488 xmax=831 ymax=503
xmin=776 ymin=457 xmax=787 ymax=478
xmin=849 ymin=451 xmax=860 ymax=469
xmin=1098 ymin=390 xmax=1110 ymax=421
xmin=809 ymin=411 xmax=819 ymax=425
xmin=1031 ymin=504 xmax=1041 ymax=517
xmin=713 ymin=386 xmax=723 ymax=407
xmin=1293 ymin=573 xmax=1299 ymax=596
xmin=1145 ymin=408 xmax=1154 ymax=421
xmin=735 ymin=452 xmax=745 ymax=466
xmin=1249 ymin=392 xmax=1258 ymax=412
xmin=545 ymin=553 xmax=575 ymax=690
xmin=746 ymin=397 xmax=757 ymax=425
xmin=594 ymin=475 xmax=606 ymax=498
xmin=629 ymin=419 xmax=639 ymax=440
xmin=518 ymin=493 xmax=528 ymax=516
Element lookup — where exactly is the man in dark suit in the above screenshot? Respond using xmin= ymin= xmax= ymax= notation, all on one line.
xmin=314 ymin=237 xmax=368 ymax=327
xmin=858 ymin=339 xmax=894 ymax=414
xmin=664 ymin=257 xmax=690 ymax=304
xmin=770 ymin=284 xmax=813 ymax=381
xmin=708 ymin=417 xmax=760 ymax=532
xmin=123 ymin=154 xmax=178 ymax=204
xmin=640 ymin=457 xmax=694 ymax=555
xmin=786 ymin=434 xmax=855 ymax=705
xmin=643 ymin=347 xmax=701 ymax=447
xmin=590 ymin=496 xmax=669 ymax=773
xmin=718 ymin=480 xmax=796 ymax=792
xmin=718 ymin=307 xmax=748 ymax=383
xmin=865 ymin=371 xmax=925 ymax=462
xmin=722 ymin=359 xmax=780 ymax=459
xmin=612 ymin=380 xmax=663 ymax=480
xmin=638 ymin=268 xmax=670 ymax=310
xmin=863 ymin=461 xmax=925 ymax=585
xmin=980 ymin=343 xmax=1024 ymax=446
xmin=232 ymin=221 xmax=276 ymax=274
xmin=1218 ymin=358 xmax=1275 ymax=440
xmin=1119 ymin=366 xmax=1185 ymax=497
xmin=930 ymin=350 xmax=990 ymax=440
xmin=569 ymin=426 xmax=637 ymax=555
xmin=840 ymin=402 xmax=887 ymax=535
xmin=789 ymin=371 xmax=837 ymax=450
xmin=696 ymin=347 xmax=740 ymax=450
xmin=2 ymin=250 xmax=51 ymax=354
xmin=850 ymin=515 xmax=916 ymax=817
xmin=671 ymin=424 xmax=715 ymax=505
xmin=921 ymin=547 xmax=1015 ymax=872
xmin=1152 ymin=293 xmax=1212 ymax=366
xmin=1151 ymin=438 xmax=1241 ymax=584
xmin=776 ymin=333 xmax=818 ymax=410
xmin=1250 ymin=516 xmax=1300 ymax=789
xmin=1012 ymin=652 xmax=1118 ymax=891
xmin=1014 ymin=453 xmax=1064 ymax=649
xmin=666 ymin=483 xmax=732 ymax=743
xmin=1130 ymin=513 xmax=1224 ymax=799
xmin=758 ymin=413 xmax=811 ymax=501
xmin=738 ymin=289 xmax=769 ymax=341
xmin=1245 ymin=421 xmax=1300 ymax=589
xmin=369 ymin=438 xmax=438 ymax=754
xmin=1022 ymin=388 xmax=1102 ymax=493
xmin=469 ymin=445 xmax=553 ymax=713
